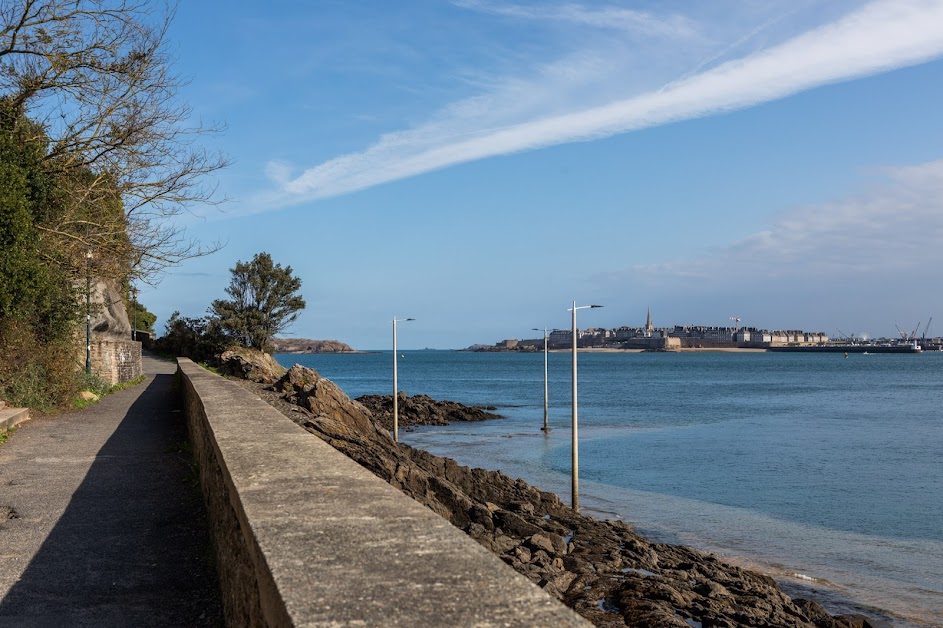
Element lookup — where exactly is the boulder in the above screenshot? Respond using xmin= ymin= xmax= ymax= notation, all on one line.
xmin=275 ymin=365 xmax=386 ymax=443
xmin=219 ymin=347 xmax=287 ymax=384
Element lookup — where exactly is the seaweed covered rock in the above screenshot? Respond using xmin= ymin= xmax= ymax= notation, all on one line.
xmin=356 ymin=392 xmax=501 ymax=430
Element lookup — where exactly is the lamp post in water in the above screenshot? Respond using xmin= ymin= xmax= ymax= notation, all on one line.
xmin=392 ymin=317 xmax=414 ymax=442
xmin=532 ymin=327 xmax=550 ymax=433
xmin=569 ymin=302 xmax=602 ymax=512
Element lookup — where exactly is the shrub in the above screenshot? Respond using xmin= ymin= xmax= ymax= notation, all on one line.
xmin=78 ymin=372 xmax=111 ymax=396
xmin=151 ymin=311 xmax=232 ymax=364
xmin=0 ymin=320 xmax=79 ymax=412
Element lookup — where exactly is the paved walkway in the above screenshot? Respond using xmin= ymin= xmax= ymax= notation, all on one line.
xmin=0 ymin=354 xmax=222 ymax=626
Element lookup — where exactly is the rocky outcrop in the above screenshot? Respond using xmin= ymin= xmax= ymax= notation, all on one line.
xmin=250 ymin=366 xmax=882 ymax=628
xmin=355 ymin=392 xmax=501 ymax=430
xmin=270 ymin=338 xmax=356 ymax=354
xmin=87 ymin=279 xmax=132 ymax=338
xmin=218 ymin=348 xmax=287 ymax=384
xmin=272 ymin=365 xmax=391 ymax=446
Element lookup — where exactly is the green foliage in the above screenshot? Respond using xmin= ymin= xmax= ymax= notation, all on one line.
xmin=72 ymin=375 xmax=145 ymax=409
xmin=133 ymin=302 xmax=158 ymax=333
xmin=210 ymin=252 xmax=306 ymax=351
xmin=0 ymin=427 xmax=13 ymax=446
xmin=73 ymin=374 xmax=146 ymax=408
xmin=152 ymin=311 xmax=231 ymax=364
xmin=0 ymin=103 xmax=82 ymax=412
xmin=125 ymin=293 xmax=157 ymax=333
xmin=79 ymin=372 xmax=112 ymax=396
xmin=0 ymin=100 xmax=79 ymax=341
xmin=4 ymin=363 xmax=55 ymax=412
xmin=110 ymin=375 xmax=146 ymax=393
xmin=0 ymin=320 xmax=78 ymax=412
xmin=197 ymin=362 xmax=221 ymax=375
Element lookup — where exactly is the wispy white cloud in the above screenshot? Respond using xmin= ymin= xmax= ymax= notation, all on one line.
xmin=258 ymin=0 xmax=943 ymax=210
xmin=624 ymin=159 xmax=943 ymax=282
xmin=451 ymin=1 xmax=698 ymax=39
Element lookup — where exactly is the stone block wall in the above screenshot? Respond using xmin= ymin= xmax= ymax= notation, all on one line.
xmin=88 ymin=338 xmax=142 ymax=385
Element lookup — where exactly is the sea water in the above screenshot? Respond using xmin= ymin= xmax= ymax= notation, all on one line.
xmin=276 ymin=350 xmax=943 ymax=625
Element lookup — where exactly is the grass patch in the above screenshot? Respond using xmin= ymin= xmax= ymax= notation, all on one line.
xmin=72 ymin=374 xmax=147 ymax=409
xmin=72 ymin=396 xmax=96 ymax=410
xmin=197 ymin=362 xmax=220 ymax=375
xmin=110 ymin=375 xmax=146 ymax=392
xmin=0 ymin=427 xmax=13 ymax=446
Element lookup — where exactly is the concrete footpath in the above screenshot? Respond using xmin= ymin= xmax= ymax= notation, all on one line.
xmin=0 ymin=354 xmax=222 ymax=626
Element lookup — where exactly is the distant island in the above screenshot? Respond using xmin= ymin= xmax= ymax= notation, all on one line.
xmin=271 ymin=338 xmax=358 ymax=354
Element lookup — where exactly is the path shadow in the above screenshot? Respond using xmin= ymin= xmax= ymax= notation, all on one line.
xmin=0 ymin=373 xmax=222 ymax=626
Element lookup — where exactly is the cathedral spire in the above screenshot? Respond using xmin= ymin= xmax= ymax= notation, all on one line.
xmin=645 ymin=306 xmax=653 ymax=332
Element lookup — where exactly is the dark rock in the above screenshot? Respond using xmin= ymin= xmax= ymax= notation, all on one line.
xmin=494 ymin=510 xmax=542 ymax=539
xmin=356 ymin=392 xmax=502 ymax=430
xmin=528 ymin=533 xmax=557 ymax=556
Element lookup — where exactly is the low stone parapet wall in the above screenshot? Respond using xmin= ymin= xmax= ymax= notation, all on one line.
xmin=177 ymin=358 xmax=586 ymax=627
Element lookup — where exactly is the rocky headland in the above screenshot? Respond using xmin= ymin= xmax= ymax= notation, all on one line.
xmin=356 ymin=392 xmax=501 ymax=431
xmin=270 ymin=338 xmax=357 ymax=354
xmin=229 ymin=356 xmax=889 ymax=628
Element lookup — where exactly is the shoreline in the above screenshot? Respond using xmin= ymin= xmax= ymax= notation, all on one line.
xmin=408 ymin=426 xmax=914 ymax=626
xmin=239 ymin=365 xmax=896 ymax=627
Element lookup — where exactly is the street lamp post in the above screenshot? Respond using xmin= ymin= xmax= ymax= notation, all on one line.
xmin=131 ymin=285 xmax=138 ymax=342
xmin=85 ymin=250 xmax=93 ymax=375
xmin=392 ymin=317 xmax=415 ymax=443
xmin=568 ymin=301 xmax=602 ymax=512
xmin=532 ymin=327 xmax=550 ymax=432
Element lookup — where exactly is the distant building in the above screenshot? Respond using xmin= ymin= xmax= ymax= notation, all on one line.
xmin=480 ymin=307 xmax=829 ymax=351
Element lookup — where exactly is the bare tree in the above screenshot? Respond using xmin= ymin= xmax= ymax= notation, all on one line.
xmin=1 ymin=0 xmax=228 ymax=283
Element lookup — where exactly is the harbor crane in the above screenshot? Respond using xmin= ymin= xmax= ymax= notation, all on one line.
xmin=895 ymin=323 xmax=922 ymax=341
xmin=925 ymin=317 xmax=933 ymax=339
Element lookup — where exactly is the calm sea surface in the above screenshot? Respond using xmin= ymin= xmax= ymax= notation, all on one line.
xmin=276 ymin=350 xmax=943 ymax=625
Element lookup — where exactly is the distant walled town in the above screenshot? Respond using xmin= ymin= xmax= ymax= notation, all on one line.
xmin=472 ymin=309 xmax=941 ymax=352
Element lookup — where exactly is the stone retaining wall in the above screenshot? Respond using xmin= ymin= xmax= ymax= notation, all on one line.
xmin=87 ymin=338 xmax=142 ymax=385
xmin=177 ymin=358 xmax=586 ymax=627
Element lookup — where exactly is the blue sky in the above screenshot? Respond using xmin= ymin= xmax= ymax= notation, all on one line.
xmin=148 ymin=0 xmax=943 ymax=349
